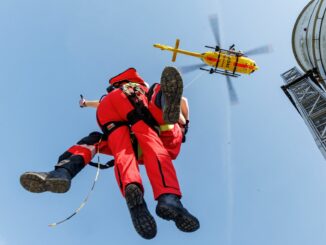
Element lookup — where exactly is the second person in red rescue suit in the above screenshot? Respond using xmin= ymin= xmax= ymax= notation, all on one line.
xmin=95 ymin=67 xmax=199 ymax=239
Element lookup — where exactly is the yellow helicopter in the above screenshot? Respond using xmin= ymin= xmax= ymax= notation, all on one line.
xmin=154 ymin=40 xmax=259 ymax=77
xmin=153 ymin=15 xmax=271 ymax=104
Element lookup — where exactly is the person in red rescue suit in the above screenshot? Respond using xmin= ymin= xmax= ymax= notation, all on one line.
xmin=49 ymin=70 xmax=191 ymax=174
xmin=19 ymin=67 xmax=199 ymax=239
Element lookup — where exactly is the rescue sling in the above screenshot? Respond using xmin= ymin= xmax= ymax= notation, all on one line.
xmin=98 ymin=82 xmax=160 ymax=137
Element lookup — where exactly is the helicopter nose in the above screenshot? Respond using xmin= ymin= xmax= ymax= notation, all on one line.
xmin=250 ymin=63 xmax=259 ymax=73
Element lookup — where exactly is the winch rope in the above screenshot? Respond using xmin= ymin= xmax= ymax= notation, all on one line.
xmin=49 ymin=142 xmax=103 ymax=227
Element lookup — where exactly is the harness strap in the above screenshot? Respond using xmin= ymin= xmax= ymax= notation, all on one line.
xmin=89 ymin=159 xmax=114 ymax=169
xmin=147 ymin=83 xmax=158 ymax=102
xmin=100 ymin=121 xmax=129 ymax=137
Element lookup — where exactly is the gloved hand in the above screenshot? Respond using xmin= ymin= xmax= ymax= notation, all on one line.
xmin=79 ymin=94 xmax=86 ymax=108
xmin=181 ymin=120 xmax=189 ymax=143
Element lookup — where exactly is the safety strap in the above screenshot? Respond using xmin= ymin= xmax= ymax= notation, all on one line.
xmin=146 ymin=83 xmax=158 ymax=102
xmin=100 ymin=121 xmax=129 ymax=137
xmin=89 ymin=159 xmax=114 ymax=169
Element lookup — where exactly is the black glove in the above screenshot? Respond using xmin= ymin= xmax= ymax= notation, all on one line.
xmin=182 ymin=120 xmax=189 ymax=143
xmin=106 ymin=85 xmax=116 ymax=93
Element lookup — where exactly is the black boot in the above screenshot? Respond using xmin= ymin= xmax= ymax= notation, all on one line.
xmin=156 ymin=194 xmax=200 ymax=232
xmin=20 ymin=155 xmax=85 ymax=193
xmin=125 ymin=184 xmax=157 ymax=239
xmin=161 ymin=66 xmax=183 ymax=124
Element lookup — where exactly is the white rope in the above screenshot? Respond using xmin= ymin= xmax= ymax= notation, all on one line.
xmin=184 ymin=72 xmax=205 ymax=90
xmin=49 ymin=148 xmax=102 ymax=227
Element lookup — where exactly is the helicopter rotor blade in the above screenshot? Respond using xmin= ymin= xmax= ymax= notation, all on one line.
xmin=226 ymin=76 xmax=239 ymax=105
xmin=179 ymin=64 xmax=208 ymax=74
xmin=209 ymin=14 xmax=221 ymax=47
xmin=243 ymin=45 xmax=273 ymax=56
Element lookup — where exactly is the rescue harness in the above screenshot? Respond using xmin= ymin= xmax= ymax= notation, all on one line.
xmin=98 ymin=82 xmax=160 ymax=138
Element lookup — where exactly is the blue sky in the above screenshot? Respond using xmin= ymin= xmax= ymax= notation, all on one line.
xmin=1 ymin=0 xmax=326 ymax=244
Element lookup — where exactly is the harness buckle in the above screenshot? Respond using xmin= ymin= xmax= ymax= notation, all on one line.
xmin=121 ymin=82 xmax=145 ymax=99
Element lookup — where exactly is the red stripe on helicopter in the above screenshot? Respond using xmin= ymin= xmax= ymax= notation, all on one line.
xmin=206 ymin=57 xmax=219 ymax=62
xmin=234 ymin=63 xmax=254 ymax=70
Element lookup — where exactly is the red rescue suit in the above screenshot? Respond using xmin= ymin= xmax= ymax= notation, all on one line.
xmin=148 ymin=83 xmax=183 ymax=160
xmin=65 ymin=135 xmax=112 ymax=163
xmin=96 ymin=68 xmax=181 ymax=199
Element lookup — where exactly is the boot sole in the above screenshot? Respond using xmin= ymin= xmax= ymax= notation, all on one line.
xmin=156 ymin=205 xmax=200 ymax=232
xmin=20 ymin=173 xmax=70 ymax=193
xmin=20 ymin=173 xmax=47 ymax=193
xmin=161 ymin=67 xmax=183 ymax=124
xmin=125 ymin=184 xmax=157 ymax=239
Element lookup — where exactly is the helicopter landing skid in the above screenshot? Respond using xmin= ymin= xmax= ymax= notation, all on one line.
xmin=200 ymin=67 xmax=241 ymax=77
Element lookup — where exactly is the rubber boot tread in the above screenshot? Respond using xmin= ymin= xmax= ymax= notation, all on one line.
xmin=20 ymin=172 xmax=47 ymax=193
xmin=125 ymin=184 xmax=157 ymax=239
xmin=20 ymin=172 xmax=70 ymax=193
xmin=161 ymin=67 xmax=183 ymax=124
xmin=156 ymin=204 xmax=200 ymax=232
